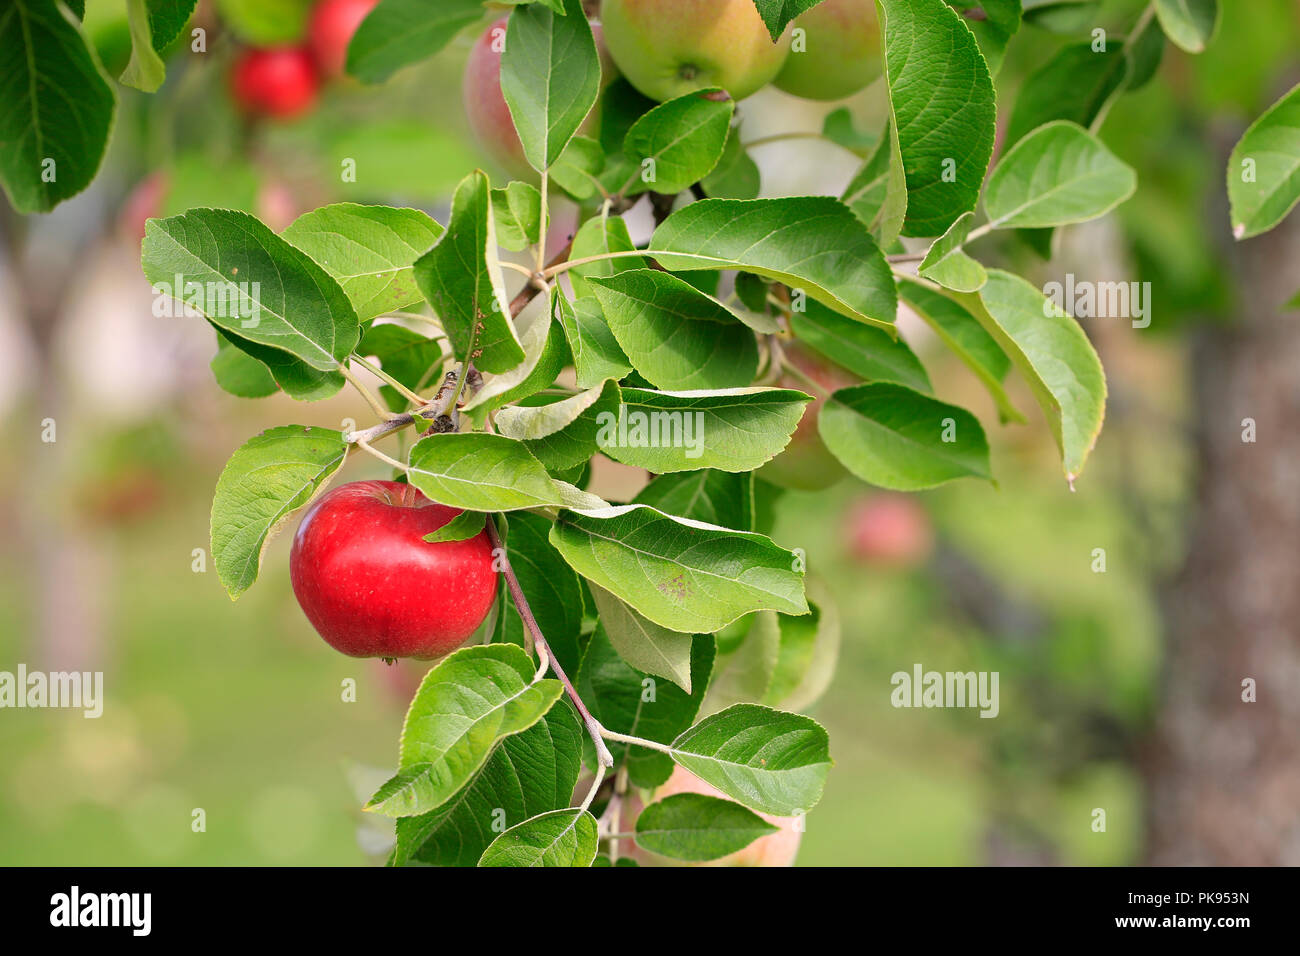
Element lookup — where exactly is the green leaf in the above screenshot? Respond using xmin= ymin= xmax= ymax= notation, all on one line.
xmin=587 ymin=585 xmax=694 ymax=693
xmin=577 ymin=624 xmax=714 ymax=786
xmin=1228 ymin=83 xmax=1300 ymax=240
xmin=842 ymin=118 xmax=907 ymax=244
xmin=633 ymin=470 xmax=755 ymax=532
xmin=651 ymin=197 xmax=897 ymax=331
xmin=589 ymin=270 xmax=760 ymax=390
xmin=120 ymin=0 xmax=165 ymax=92
xmin=395 ymin=700 xmax=583 ymax=867
xmin=701 ymin=124 xmax=761 ymax=200
xmin=281 ymin=204 xmax=443 ymax=322
xmin=597 ymin=387 xmax=810 ymax=474
xmin=478 ymin=808 xmax=599 ymax=867
xmin=634 ymin=793 xmax=776 ymax=861
xmin=1006 ymin=42 xmax=1129 ymax=146
xmin=819 ymin=383 xmax=993 ymax=490
xmin=623 ymin=89 xmax=735 ymax=196
xmin=492 ymin=182 xmax=542 ymax=252
xmin=766 ymin=581 xmax=841 ymax=711
xmin=422 ymin=510 xmax=486 ymax=543
xmin=495 ymin=380 xmax=623 ymax=471
xmin=945 ymin=0 xmax=1021 ymax=76
xmin=0 ymin=0 xmax=116 ymax=213
xmin=463 ymin=293 xmax=569 ymax=416
xmin=367 ymin=644 xmax=563 ymax=818
xmin=556 ymin=295 xmax=633 ymax=389
xmin=406 ymin=433 xmax=569 ymax=511
xmin=549 ymin=505 xmax=808 ymax=633
xmin=790 ymin=299 xmax=931 ymax=392
xmin=1154 ymin=0 xmax=1218 ymax=54
xmin=670 ymin=703 xmax=831 ymax=815
xmin=956 ymin=270 xmax=1106 ymax=482
xmin=897 ymin=279 xmax=1022 ymax=424
xmin=550 ymin=134 xmax=605 ymax=199
xmin=918 ymin=211 xmax=987 ymax=293
xmin=345 ymin=0 xmax=482 ymax=83
xmin=822 ymin=108 xmax=876 ymax=155
xmin=492 ymin=512 xmax=585 ymax=679
xmin=568 ymin=213 xmax=643 ymax=300
xmin=984 ymin=121 xmax=1137 ymax=230
xmin=210 ymin=332 xmax=278 ymax=399
xmin=210 ymin=426 xmax=348 ymax=599
xmin=412 ymin=172 xmax=525 ymax=374
xmin=143 ymin=208 xmax=360 ymax=371
xmin=213 ymin=328 xmax=345 ymax=402
xmin=877 ymin=0 xmax=996 ymax=237
xmin=357 ymin=323 xmax=445 ymax=412
xmin=216 ymin=0 xmax=309 ymax=44
xmin=750 ymin=0 xmax=821 ymax=40
xmin=501 ymin=0 xmax=601 ymax=171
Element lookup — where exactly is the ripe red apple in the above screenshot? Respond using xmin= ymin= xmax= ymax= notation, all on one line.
xmin=774 ymin=0 xmax=882 ymax=101
xmin=601 ymin=0 xmax=790 ymax=102
xmin=845 ymin=493 xmax=933 ymax=568
xmin=231 ymin=47 xmax=320 ymax=119
xmin=308 ymin=0 xmax=378 ymax=78
xmin=289 ymin=480 xmax=498 ymax=660
xmin=463 ymin=18 xmax=618 ymax=181
xmin=757 ymin=342 xmax=856 ymax=491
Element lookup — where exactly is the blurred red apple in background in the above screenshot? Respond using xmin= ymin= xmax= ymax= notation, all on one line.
xmin=231 ymin=47 xmax=320 ymax=119
xmin=309 ymin=0 xmax=379 ymax=78
xmin=845 ymin=493 xmax=934 ymax=568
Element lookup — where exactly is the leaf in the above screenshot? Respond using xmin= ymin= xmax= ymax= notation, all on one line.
xmin=412 ymin=172 xmax=525 ymax=374
xmin=143 ymin=208 xmax=360 ymax=370
xmin=463 ymin=293 xmax=568 ymax=415
xmin=395 ymin=700 xmax=583 ymax=867
xmin=877 ymin=0 xmax=996 ymax=237
xmin=495 ymin=380 xmax=623 ymax=471
xmin=623 ymin=89 xmax=735 ymax=196
xmin=406 ymin=433 xmax=570 ymax=511
xmin=211 ymin=332 xmax=278 ymax=399
xmin=945 ymin=0 xmax=1021 ymax=76
xmin=634 ymin=793 xmax=776 ymax=862
xmin=1006 ymin=42 xmax=1129 ymax=145
xmin=478 ymin=808 xmax=599 ymax=867
xmin=589 ymin=270 xmax=760 ymax=390
xmin=345 ymin=0 xmax=483 ymax=83
xmin=0 ymin=0 xmax=115 ymax=213
xmin=501 ymin=0 xmax=601 ymax=171
xmin=550 ymin=134 xmax=605 ymax=200
xmin=281 ymin=204 xmax=443 ymax=322
xmin=1154 ymin=0 xmax=1218 ymax=54
xmin=897 ymin=279 xmax=1022 ymax=424
xmin=213 ymin=328 xmax=346 ymax=402
xmin=556 ymin=295 xmax=633 ymax=388
xmin=669 ymin=703 xmax=831 ymax=815
xmin=491 ymin=512 xmax=585 ymax=679
xmin=422 ymin=510 xmax=486 ymax=543
xmin=822 ymin=108 xmax=876 ymax=155
xmin=549 ymin=504 xmax=808 ymax=633
xmin=357 ymin=323 xmax=445 ymax=411
xmin=749 ymin=0 xmax=822 ymax=40
xmin=955 ymin=270 xmax=1106 ymax=482
xmin=768 ymin=580 xmax=841 ymax=712
xmin=633 ymin=470 xmax=755 ymax=532
xmin=367 ymin=644 xmax=563 ymax=818
xmin=567 ymin=213 xmax=643 ymax=300
xmin=577 ymin=625 xmax=714 ymax=786
xmin=1228 ymin=83 xmax=1300 ymax=240
xmin=984 ymin=121 xmax=1137 ymax=230
xmin=789 ymin=299 xmax=931 ymax=392
xmin=587 ymin=585 xmax=694 ymax=693
xmin=120 ymin=0 xmax=165 ymax=92
xmin=842 ymin=118 xmax=907 ymax=244
xmin=918 ymin=211 xmax=987 ymax=293
xmin=701 ymin=124 xmax=761 ymax=200
xmin=651 ymin=197 xmax=897 ymax=331
xmin=598 ymin=387 xmax=810 ymax=474
xmin=210 ymin=426 xmax=348 ymax=599
xmin=819 ymin=383 xmax=993 ymax=490
xmin=492 ymin=182 xmax=542 ymax=252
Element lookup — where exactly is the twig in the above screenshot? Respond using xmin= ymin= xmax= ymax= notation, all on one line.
xmin=350 ymin=354 xmax=429 ymax=406
xmin=338 ymin=362 xmax=398 ymax=422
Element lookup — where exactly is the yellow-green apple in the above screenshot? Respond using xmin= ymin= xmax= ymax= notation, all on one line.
xmin=308 ymin=0 xmax=379 ymax=78
xmin=600 ymin=0 xmax=791 ymax=101
xmin=289 ymin=480 xmax=498 ymax=659
xmin=774 ymin=0 xmax=882 ymax=101
xmin=758 ymin=342 xmax=855 ymax=491
xmin=845 ymin=493 xmax=933 ymax=567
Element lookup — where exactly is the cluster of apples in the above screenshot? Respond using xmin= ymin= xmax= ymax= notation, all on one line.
xmin=230 ymin=0 xmax=378 ymax=118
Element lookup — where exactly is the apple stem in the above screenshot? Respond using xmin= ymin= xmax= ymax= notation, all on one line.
xmin=485 ymin=517 xmax=615 ymax=768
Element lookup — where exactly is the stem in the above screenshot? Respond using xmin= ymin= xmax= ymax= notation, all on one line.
xmin=536 ymin=171 xmax=550 ymax=275
xmin=963 ymin=222 xmax=993 ymax=245
xmin=354 ymin=437 xmax=407 ymax=473
xmin=887 ymin=251 xmax=928 ymax=264
xmin=350 ymin=354 xmax=429 ymax=406
xmin=499 ymin=260 xmax=537 ymax=280
xmin=338 ymin=363 xmax=397 ymax=422
xmin=774 ymin=342 xmax=830 ymax=398
xmin=743 ymin=130 xmax=831 ymax=149
xmin=599 ymin=728 xmax=674 ymax=755
xmin=545 ymin=249 xmax=653 ymax=279
xmin=579 ymin=762 xmax=607 ymax=814
xmin=485 ymin=518 xmax=615 ymax=768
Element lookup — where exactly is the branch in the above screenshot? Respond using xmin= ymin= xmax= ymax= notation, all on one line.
xmin=485 ymin=517 xmax=615 ymax=768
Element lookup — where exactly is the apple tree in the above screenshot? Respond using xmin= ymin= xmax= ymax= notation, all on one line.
xmin=5 ymin=0 xmax=1298 ymax=867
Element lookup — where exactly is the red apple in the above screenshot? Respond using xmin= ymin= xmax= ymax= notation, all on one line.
xmin=231 ymin=47 xmax=320 ymax=119
xmin=308 ymin=0 xmax=378 ymax=78
xmin=289 ymin=480 xmax=498 ymax=659
xmin=845 ymin=493 xmax=933 ymax=568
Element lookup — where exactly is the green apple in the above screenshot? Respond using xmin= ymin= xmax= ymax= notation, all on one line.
xmin=774 ymin=0 xmax=882 ymax=101
xmin=600 ymin=0 xmax=791 ymax=102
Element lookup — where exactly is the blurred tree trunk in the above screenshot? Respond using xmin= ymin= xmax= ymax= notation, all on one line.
xmin=1143 ymin=159 xmax=1300 ymax=865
